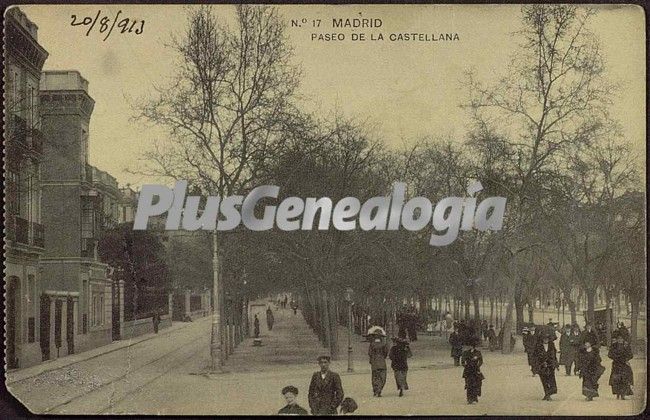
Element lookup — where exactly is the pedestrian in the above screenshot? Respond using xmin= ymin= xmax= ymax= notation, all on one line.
xmin=570 ymin=325 xmax=582 ymax=375
xmin=339 ymin=397 xmax=358 ymax=415
xmin=533 ymin=333 xmax=559 ymax=401
xmin=266 ymin=306 xmax=275 ymax=331
xmin=578 ymin=340 xmax=605 ymax=401
xmin=449 ymin=325 xmax=463 ymax=367
xmin=461 ymin=336 xmax=484 ymax=404
xmin=608 ymin=331 xmax=634 ymax=400
xmin=283 ymin=295 xmax=288 ymax=309
xmin=406 ymin=308 xmax=418 ymax=341
xmin=559 ymin=324 xmax=578 ymax=376
xmin=308 ymin=355 xmax=344 ymax=415
xmin=397 ymin=309 xmax=408 ymax=339
xmin=290 ymin=301 xmax=298 ymax=316
xmin=481 ymin=319 xmax=488 ymax=341
xmin=615 ymin=322 xmax=631 ymax=344
xmin=254 ymin=314 xmax=260 ymax=338
xmin=368 ymin=332 xmax=390 ymax=397
xmin=444 ymin=312 xmax=454 ymax=339
xmin=152 ymin=309 xmax=161 ymax=334
xmin=522 ymin=326 xmax=536 ymax=376
xmin=581 ymin=323 xmax=600 ymax=349
xmin=278 ymin=385 xmax=309 ymax=415
xmin=388 ymin=337 xmax=412 ymax=397
xmin=486 ymin=325 xmax=497 ymax=351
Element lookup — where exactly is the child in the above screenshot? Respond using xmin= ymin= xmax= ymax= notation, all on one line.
xmin=461 ymin=336 xmax=484 ymax=404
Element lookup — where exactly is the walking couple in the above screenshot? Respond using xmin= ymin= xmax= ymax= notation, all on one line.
xmin=368 ymin=331 xmax=412 ymax=398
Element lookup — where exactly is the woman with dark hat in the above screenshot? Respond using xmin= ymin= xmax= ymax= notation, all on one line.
xmin=608 ymin=331 xmax=634 ymax=400
xmin=388 ymin=337 xmax=412 ymax=397
xmin=577 ymin=339 xmax=605 ymax=401
xmin=461 ymin=336 xmax=484 ymax=404
xmin=533 ymin=332 xmax=559 ymax=401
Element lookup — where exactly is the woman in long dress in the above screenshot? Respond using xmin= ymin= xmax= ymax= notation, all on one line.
xmin=533 ymin=334 xmax=559 ymax=401
xmin=578 ymin=340 xmax=605 ymax=401
xmin=461 ymin=336 xmax=484 ymax=404
xmin=389 ymin=337 xmax=412 ymax=397
xmin=608 ymin=332 xmax=634 ymax=399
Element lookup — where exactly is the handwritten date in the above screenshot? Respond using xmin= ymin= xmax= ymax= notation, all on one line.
xmin=71 ymin=10 xmax=144 ymax=41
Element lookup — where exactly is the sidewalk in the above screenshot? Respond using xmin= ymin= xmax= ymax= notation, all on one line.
xmin=6 ymin=316 xmax=206 ymax=384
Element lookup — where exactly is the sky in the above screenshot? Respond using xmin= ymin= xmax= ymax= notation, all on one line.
xmin=19 ymin=4 xmax=646 ymax=189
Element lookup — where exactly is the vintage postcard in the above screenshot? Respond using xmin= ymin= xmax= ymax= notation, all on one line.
xmin=3 ymin=3 xmax=646 ymax=416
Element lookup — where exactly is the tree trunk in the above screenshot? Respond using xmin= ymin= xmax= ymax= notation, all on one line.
xmin=320 ymin=288 xmax=330 ymax=348
xmin=328 ymin=295 xmax=339 ymax=359
xmin=489 ymin=297 xmax=494 ymax=325
xmin=501 ymin=289 xmax=515 ymax=354
xmin=527 ymin=302 xmax=534 ymax=324
xmin=586 ymin=288 xmax=596 ymax=325
xmin=514 ymin=297 xmax=524 ymax=334
xmin=209 ymin=230 xmax=223 ymax=371
xmin=472 ymin=291 xmax=480 ymax=321
xmin=630 ymin=296 xmax=639 ymax=353
xmin=464 ymin=296 xmax=471 ymax=320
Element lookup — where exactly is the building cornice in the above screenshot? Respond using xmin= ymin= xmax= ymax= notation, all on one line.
xmin=5 ymin=15 xmax=49 ymax=77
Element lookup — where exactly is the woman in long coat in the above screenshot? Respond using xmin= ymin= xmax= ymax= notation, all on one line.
xmin=461 ymin=336 xmax=484 ymax=404
xmin=388 ymin=337 xmax=412 ymax=397
xmin=368 ymin=333 xmax=390 ymax=397
xmin=533 ymin=334 xmax=559 ymax=401
xmin=578 ymin=340 xmax=605 ymax=401
xmin=608 ymin=332 xmax=634 ymax=399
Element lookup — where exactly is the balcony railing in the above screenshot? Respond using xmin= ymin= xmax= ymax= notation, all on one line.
xmin=15 ymin=217 xmax=29 ymax=245
xmin=32 ymin=222 xmax=45 ymax=248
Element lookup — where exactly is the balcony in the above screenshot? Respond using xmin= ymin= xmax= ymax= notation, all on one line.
xmin=32 ymin=222 xmax=45 ymax=248
xmin=14 ymin=217 xmax=29 ymax=245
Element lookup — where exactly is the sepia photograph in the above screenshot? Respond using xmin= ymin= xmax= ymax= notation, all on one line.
xmin=2 ymin=3 xmax=646 ymax=416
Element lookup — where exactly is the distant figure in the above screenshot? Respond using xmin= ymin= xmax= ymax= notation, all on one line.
xmin=308 ymin=355 xmax=344 ymax=415
xmin=615 ymin=322 xmax=631 ymax=345
xmin=389 ymin=337 xmax=412 ymax=397
xmin=368 ymin=332 xmax=389 ymax=397
xmin=152 ymin=309 xmax=161 ymax=334
xmin=462 ymin=336 xmax=484 ymax=404
xmin=254 ymin=314 xmax=260 ymax=338
xmin=278 ymin=385 xmax=308 ymax=415
xmin=578 ymin=340 xmax=604 ymax=401
xmin=608 ymin=331 xmax=634 ymax=400
xmin=449 ymin=325 xmax=463 ymax=366
xmin=290 ymin=300 xmax=298 ymax=315
xmin=486 ymin=325 xmax=497 ymax=352
xmin=266 ymin=307 xmax=275 ymax=331
xmin=581 ymin=323 xmax=600 ymax=349
xmin=339 ymin=397 xmax=358 ymax=415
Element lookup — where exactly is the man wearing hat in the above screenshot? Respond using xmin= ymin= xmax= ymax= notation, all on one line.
xmin=533 ymin=332 xmax=559 ymax=401
xmin=278 ymin=385 xmax=309 ymax=415
xmin=559 ymin=324 xmax=578 ymax=376
xmin=308 ymin=355 xmax=345 ymax=415
xmin=449 ymin=325 xmax=463 ymax=367
xmin=368 ymin=330 xmax=390 ymax=397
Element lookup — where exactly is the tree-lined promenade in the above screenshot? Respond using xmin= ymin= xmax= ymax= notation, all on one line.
xmin=129 ymin=4 xmax=645 ymax=368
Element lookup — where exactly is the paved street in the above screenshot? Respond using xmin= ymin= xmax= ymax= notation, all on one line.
xmin=6 ymin=304 xmax=646 ymax=415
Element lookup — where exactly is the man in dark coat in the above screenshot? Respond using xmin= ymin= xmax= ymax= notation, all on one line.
xmin=308 ymin=356 xmax=344 ymax=415
xmin=368 ymin=334 xmax=390 ymax=397
xmin=278 ymin=385 xmax=309 ymax=415
xmin=522 ymin=326 xmax=536 ymax=376
xmin=461 ymin=336 xmax=484 ymax=404
xmin=449 ymin=325 xmax=463 ymax=366
xmin=534 ymin=333 xmax=559 ymax=401
xmin=581 ymin=323 xmax=600 ymax=349
xmin=559 ymin=324 xmax=578 ymax=376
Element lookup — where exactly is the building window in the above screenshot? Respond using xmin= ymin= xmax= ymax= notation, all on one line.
xmin=81 ymin=200 xmax=95 ymax=239
xmin=29 ymin=85 xmax=35 ymax=127
xmin=91 ymin=292 xmax=104 ymax=327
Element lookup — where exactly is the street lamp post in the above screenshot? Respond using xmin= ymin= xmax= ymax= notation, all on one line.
xmin=345 ymin=287 xmax=354 ymax=373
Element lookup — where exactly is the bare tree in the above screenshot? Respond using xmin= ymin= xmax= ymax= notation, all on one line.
xmin=463 ymin=5 xmax=615 ymax=353
xmin=133 ymin=5 xmax=301 ymax=370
